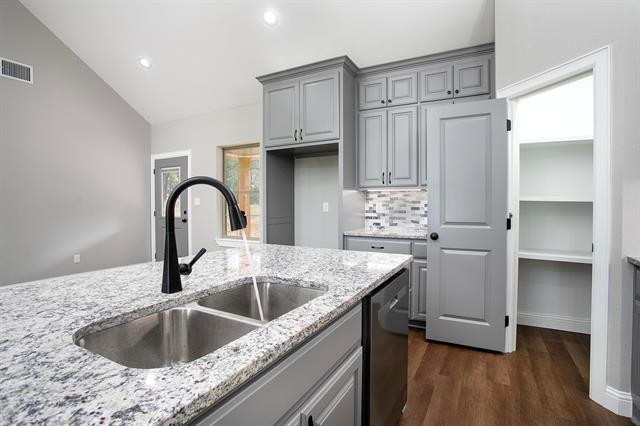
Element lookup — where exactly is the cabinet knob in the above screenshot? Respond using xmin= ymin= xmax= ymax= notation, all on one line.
xmin=447 ymin=90 xmax=452 ymax=95
xmin=388 ymin=99 xmax=392 ymax=103
xmin=455 ymin=89 xmax=459 ymax=94
xmin=430 ymin=232 xmax=439 ymax=241
xmin=381 ymin=100 xmax=385 ymax=104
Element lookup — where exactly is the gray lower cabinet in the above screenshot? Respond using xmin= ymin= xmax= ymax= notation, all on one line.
xmin=344 ymin=236 xmax=427 ymax=325
xmin=410 ymin=259 xmax=427 ymax=322
xmin=193 ymin=305 xmax=362 ymax=426
xmin=358 ymin=107 xmax=417 ymax=188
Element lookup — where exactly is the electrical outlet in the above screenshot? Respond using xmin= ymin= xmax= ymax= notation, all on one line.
xmin=73 ymin=254 xmax=81 ymax=264
xmin=194 ymin=197 xmax=201 ymax=206
xmin=322 ymin=202 xmax=329 ymax=212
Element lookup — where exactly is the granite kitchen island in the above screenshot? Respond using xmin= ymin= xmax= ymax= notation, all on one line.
xmin=0 ymin=244 xmax=411 ymax=425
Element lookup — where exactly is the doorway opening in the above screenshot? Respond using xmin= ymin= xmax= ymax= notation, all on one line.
xmin=500 ymin=47 xmax=613 ymax=412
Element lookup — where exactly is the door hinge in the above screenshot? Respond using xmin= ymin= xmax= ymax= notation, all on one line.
xmin=153 ymin=210 xmax=156 ymax=217
xmin=507 ymin=119 xmax=512 ymax=132
xmin=506 ymin=213 xmax=513 ymax=230
xmin=592 ymin=243 xmax=594 ymax=253
xmin=153 ymin=168 xmax=156 ymax=175
xmin=154 ymin=252 xmax=157 ymax=260
xmin=505 ymin=315 xmax=510 ymax=327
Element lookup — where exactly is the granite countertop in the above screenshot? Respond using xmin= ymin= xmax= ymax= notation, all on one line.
xmin=0 ymin=244 xmax=412 ymax=425
xmin=628 ymin=256 xmax=640 ymax=267
xmin=344 ymin=227 xmax=428 ymax=240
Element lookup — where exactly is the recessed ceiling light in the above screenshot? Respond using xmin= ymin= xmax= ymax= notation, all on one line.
xmin=263 ymin=9 xmax=278 ymax=26
xmin=139 ymin=57 xmax=152 ymax=69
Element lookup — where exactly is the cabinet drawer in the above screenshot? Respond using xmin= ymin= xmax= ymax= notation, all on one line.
xmin=412 ymin=242 xmax=427 ymax=258
xmin=195 ymin=305 xmax=362 ymax=425
xmin=345 ymin=237 xmax=411 ymax=255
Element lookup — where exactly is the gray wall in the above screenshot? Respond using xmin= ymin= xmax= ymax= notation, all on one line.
xmin=496 ymin=0 xmax=640 ymax=393
xmin=294 ymin=155 xmax=340 ymax=249
xmin=151 ymin=102 xmax=262 ymax=251
xmin=0 ymin=0 xmax=151 ymax=285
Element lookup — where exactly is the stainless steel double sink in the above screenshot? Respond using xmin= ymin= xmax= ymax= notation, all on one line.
xmin=75 ymin=280 xmax=326 ymax=369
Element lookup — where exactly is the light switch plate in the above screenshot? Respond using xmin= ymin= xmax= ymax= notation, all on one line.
xmin=322 ymin=202 xmax=329 ymax=212
xmin=73 ymin=254 xmax=81 ymax=264
xmin=194 ymin=197 xmax=201 ymax=206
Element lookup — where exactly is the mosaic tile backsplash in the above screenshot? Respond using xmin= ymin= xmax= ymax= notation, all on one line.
xmin=364 ymin=190 xmax=428 ymax=231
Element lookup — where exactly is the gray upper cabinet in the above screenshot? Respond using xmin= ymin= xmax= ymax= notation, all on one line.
xmin=358 ymin=77 xmax=387 ymax=110
xmin=264 ymin=79 xmax=299 ymax=147
xmin=300 ymin=71 xmax=340 ymax=143
xmin=387 ymin=106 xmax=418 ymax=187
xmin=387 ymin=72 xmax=418 ymax=106
xmin=418 ymin=64 xmax=453 ymax=102
xmin=358 ymin=110 xmax=387 ymax=188
xmin=453 ymin=56 xmax=490 ymax=98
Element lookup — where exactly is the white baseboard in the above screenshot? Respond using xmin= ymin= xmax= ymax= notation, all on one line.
xmin=517 ymin=311 xmax=591 ymax=334
xmin=602 ymin=385 xmax=633 ymax=417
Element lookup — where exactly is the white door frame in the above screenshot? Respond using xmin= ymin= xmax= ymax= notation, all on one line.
xmin=498 ymin=46 xmax=613 ymax=412
xmin=150 ymin=150 xmax=192 ymax=261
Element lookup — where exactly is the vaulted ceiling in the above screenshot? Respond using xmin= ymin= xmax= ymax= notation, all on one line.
xmin=22 ymin=1 xmax=494 ymax=124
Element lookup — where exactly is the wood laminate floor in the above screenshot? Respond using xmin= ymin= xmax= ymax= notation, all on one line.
xmin=399 ymin=325 xmax=630 ymax=426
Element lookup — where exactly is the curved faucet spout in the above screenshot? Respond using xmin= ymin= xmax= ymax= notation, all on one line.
xmin=162 ymin=176 xmax=247 ymax=294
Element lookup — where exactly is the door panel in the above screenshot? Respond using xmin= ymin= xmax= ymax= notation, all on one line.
xmin=453 ymin=57 xmax=490 ymax=98
xmin=419 ymin=100 xmax=454 ymax=186
xmin=419 ymin=65 xmax=453 ymax=102
xmin=358 ymin=110 xmax=387 ymax=188
xmin=358 ymin=77 xmax=387 ymax=110
xmin=387 ymin=106 xmax=418 ymax=187
xmin=300 ymin=71 xmax=340 ymax=143
xmin=154 ymin=156 xmax=188 ymax=261
xmin=264 ymin=79 xmax=299 ymax=147
xmin=426 ymin=99 xmax=508 ymax=352
xmin=387 ymin=72 xmax=418 ymax=106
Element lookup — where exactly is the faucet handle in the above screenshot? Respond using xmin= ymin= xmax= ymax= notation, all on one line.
xmin=179 ymin=248 xmax=207 ymax=275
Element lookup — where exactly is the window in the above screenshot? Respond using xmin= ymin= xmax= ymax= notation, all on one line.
xmin=222 ymin=144 xmax=260 ymax=240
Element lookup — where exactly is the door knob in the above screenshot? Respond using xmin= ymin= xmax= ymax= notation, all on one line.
xmin=430 ymin=232 xmax=439 ymax=241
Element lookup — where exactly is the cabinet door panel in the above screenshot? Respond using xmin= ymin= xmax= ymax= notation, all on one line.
xmin=358 ymin=110 xmax=387 ymax=188
xmin=358 ymin=77 xmax=387 ymax=110
xmin=411 ymin=259 xmax=428 ymax=321
xmin=453 ymin=57 xmax=490 ymax=98
xmin=419 ymin=100 xmax=453 ymax=186
xmin=300 ymin=71 xmax=340 ymax=143
xmin=387 ymin=72 xmax=418 ymax=106
xmin=418 ymin=65 xmax=453 ymax=102
xmin=264 ymin=80 xmax=299 ymax=147
xmin=387 ymin=106 xmax=418 ymax=187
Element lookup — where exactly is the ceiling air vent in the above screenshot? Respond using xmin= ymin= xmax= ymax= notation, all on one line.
xmin=1 ymin=57 xmax=33 ymax=84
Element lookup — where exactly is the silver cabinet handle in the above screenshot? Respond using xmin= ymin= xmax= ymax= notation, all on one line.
xmin=389 ymin=295 xmax=399 ymax=310
xmin=300 ymin=128 xmax=303 ymax=141
xmin=388 ymin=172 xmax=391 ymax=185
xmin=382 ymin=172 xmax=385 ymax=184
xmin=294 ymin=129 xmax=297 ymax=141
xmin=371 ymin=245 xmax=385 ymax=250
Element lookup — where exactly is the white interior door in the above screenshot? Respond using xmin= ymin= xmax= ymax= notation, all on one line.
xmin=425 ymin=99 xmax=508 ymax=352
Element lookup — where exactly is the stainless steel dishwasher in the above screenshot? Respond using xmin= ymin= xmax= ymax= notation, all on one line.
xmin=362 ymin=268 xmax=409 ymax=426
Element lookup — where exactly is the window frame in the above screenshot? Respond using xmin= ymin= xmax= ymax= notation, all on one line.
xmin=221 ymin=143 xmax=261 ymax=241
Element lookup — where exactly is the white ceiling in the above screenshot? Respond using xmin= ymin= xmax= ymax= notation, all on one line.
xmin=21 ymin=0 xmax=494 ymax=124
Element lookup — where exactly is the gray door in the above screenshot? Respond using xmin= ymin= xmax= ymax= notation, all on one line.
xmin=264 ymin=79 xmax=299 ymax=147
xmin=418 ymin=64 xmax=453 ymax=102
xmin=358 ymin=76 xmax=387 ymax=110
xmin=453 ymin=57 xmax=490 ymax=98
xmin=154 ymin=156 xmax=188 ymax=261
xmin=387 ymin=72 xmax=417 ymax=106
xmin=425 ymin=99 xmax=508 ymax=352
xmin=419 ymin=100 xmax=453 ymax=186
xmin=410 ymin=259 xmax=428 ymax=321
xmin=386 ymin=106 xmax=417 ymax=187
xmin=300 ymin=71 xmax=340 ymax=143
xmin=358 ymin=110 xmax=387 ymax=188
